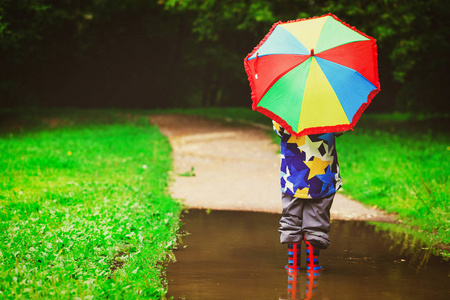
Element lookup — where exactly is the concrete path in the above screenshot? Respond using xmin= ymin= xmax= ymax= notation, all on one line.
xmin=151 ymin=114 xmax=395 ymax=222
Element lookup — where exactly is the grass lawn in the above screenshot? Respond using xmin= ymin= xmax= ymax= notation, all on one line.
xmin=0 ymin=110 xmax=181 ymax=299
xmin=176 ymin=108 xmax=450 ymax=256
xmin=337 ymin=115 xmax=449 ymax=253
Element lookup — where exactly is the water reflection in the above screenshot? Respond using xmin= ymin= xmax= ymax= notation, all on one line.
xmin=167 ymin=210 xmax=450 ymax=299
xmin=369 ymin=221 xmax=444 ymax=270
xmin=280 ymin=268 xmax=323 ymax=300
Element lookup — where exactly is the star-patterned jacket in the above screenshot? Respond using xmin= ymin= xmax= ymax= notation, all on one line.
xmin=273 ymin=121 xmax=342 ymax=199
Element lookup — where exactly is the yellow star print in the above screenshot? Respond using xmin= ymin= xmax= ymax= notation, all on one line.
xmin=294 ymin=187 xmax=310 ymax=198
xmin=287 ymin=135 xmax=306 ymax=150
xmin=305 ymin=157 xmax=332 ymax=179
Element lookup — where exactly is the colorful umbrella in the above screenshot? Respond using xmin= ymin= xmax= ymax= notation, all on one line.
xmin=244 ymin=13 xmax=380 ymax=136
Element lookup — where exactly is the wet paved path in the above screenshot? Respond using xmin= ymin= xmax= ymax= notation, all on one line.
xmin=151 ymin=114 xmax=395 ymax=221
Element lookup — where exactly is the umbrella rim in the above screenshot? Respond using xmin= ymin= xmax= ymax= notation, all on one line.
xmin=255 ymin=88 xmax=380 ymax=137
xmin=244 ymin=13 xmax=381 ymax=137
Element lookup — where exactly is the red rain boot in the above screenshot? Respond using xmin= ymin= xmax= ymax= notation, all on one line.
xmin=285 ymin=242 xmax=301 ymax=273
xmin=305 ymin=239 xmax=323 ymax=276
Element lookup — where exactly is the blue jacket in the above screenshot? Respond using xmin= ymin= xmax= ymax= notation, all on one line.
xmin=273 ymin=121 xmax=342 ymax=199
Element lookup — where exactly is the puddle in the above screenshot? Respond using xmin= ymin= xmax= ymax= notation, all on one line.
xmin=167 ymin=210 xmax=450 ymax=299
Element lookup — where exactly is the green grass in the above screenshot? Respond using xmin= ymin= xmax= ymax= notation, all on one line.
xmin=0 ymin=111 xmax=181 ymax=299
xmin=337 ymin=115 xmax=450 ymax=253
xmin=165 ymin=108 xmax=450 ymax=255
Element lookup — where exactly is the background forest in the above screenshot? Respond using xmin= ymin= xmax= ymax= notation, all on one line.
xmin=1 ymin=0 xmax=449 ymax=112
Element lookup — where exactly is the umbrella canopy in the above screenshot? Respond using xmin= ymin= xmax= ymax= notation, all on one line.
xmin=244 ymin=13 xmax=380 ymax=136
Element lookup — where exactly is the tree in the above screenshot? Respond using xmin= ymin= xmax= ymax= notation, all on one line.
xmin=1 ymin=0 xmax=448 ymax=111
xmin=0 ymin=0 xmax=190 ymax=108
xmin=160 ymin=0 xmax=450 ymax=111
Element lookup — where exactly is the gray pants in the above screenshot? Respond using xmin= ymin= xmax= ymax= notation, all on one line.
xmin=279 ymin=193 xmax=334 ymax=249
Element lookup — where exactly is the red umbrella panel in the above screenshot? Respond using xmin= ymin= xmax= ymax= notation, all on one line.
xmin=244 ymin=13 xmax=380 ymax=136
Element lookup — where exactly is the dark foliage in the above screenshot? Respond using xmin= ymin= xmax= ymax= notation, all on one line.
xmin=0 ymin=0 xmax=448 ymax=111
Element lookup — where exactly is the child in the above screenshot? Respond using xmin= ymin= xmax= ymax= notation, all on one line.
xmin=273 ymin=121 xmax=342 ymax=273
